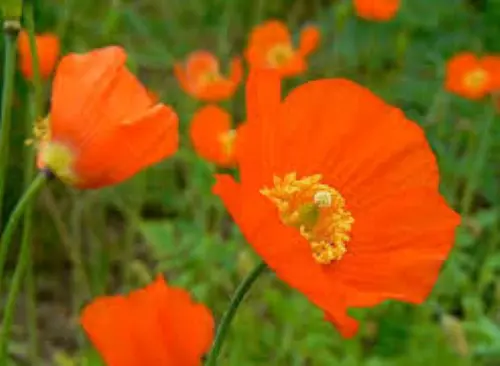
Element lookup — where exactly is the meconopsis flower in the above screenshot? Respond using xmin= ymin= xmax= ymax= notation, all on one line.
xmin=174 ymin=50 xmax=242 ymax=102
xmin=214 ymin=69 xmax=460 ymax=337
xmin=17 ymin=29 xmax=60 ymax=79
xmin=81 ymin=275 xmax=214 ymax=366
xmin=245 ymin=20 xmax=320 ymax=78
xmin=34 ymin=46 xmax=179 ymax=189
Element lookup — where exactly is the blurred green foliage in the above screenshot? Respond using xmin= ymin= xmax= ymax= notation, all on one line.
xmin=1 ymin=0 xmax=500 ymax=365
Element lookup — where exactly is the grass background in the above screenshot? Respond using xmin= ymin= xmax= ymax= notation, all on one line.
xmin=2 ymin=0 xmax=500 ymax=364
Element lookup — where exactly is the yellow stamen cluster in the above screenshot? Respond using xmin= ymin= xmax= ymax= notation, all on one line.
xmin=266 ymin=43 xmax=294 ymax=67
xmin=40 ymin=142 xmax=78 ymax=185
xmin=463 ymin=68 xmax=489 ymax=91
xmin=218 ymin=129 xmax=237 ymax=159
xmin=27 ymin=115 xmax=78 ymax=185
xmin=260 ymin=173 xmax=354 ymax=264
xmin=25 ymin=115 xmax=51 ymax=146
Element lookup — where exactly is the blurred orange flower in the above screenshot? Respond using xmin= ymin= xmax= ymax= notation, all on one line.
xmin=17 ymin=29 xmax=60 ymax=79
xmin=445 ymin=53 xmax=500 ymax=100
xmin=354 ymin=0 xmax=401 ymax=21
xmin=147 ymin=89 xmax=160 ymax=103
xmin=245 ymin=20 xmax=320 ymax=78
xmin=214 ymin=69 xmax=460 ymax=338
xmin=174 ymin=51 xmax=242 ymax=102
xmin=35 ymin=46 xmax=179 ymax=189
xmin=81 ymin=275 xmax=214 ymax=366
xmin=190 ymin=105 xmax=243 ymax=167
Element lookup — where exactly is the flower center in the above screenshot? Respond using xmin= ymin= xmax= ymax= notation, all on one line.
xmin=260 ymin=173 xmax=354 ymax=264
xmin=463 ymin=68 xmax=489 ymax=91
xmin=266 ymin=43 xmax=295 ymax=67
xmin=40 ymin=142 xmax=78 ymax=185
xmin=197 ymin=70 xmax=222 ymax=88
xmin=218 ymin=129 xmax=237 ymax=159
xmin=31 ymin=115 xmax=78 ymax=185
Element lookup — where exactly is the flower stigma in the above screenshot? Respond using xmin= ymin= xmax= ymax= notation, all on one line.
xmin=463 ymin=68 xmax=489 ymax=91
xmin=260 ymin=173 xmax=354 ymax=264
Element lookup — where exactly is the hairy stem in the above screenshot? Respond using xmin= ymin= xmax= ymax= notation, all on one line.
xmin=205 ymin=261 xmax=267 ymax=366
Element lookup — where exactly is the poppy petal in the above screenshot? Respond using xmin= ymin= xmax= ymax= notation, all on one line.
xmin=246 ymin=20 xmax=292 ymax=60
xmin=241 ymin=69 xmax=282 ymax=189
xmin=185 ymin=50 xmax=220 ymax=81
xmin=229 ymin=57 xmax=243 ymax=86
xmin=298 ymin=26 xmax=320 ymax=57
xmin=81 ymin=276 xmax=214 ymax=366
xmin=197 ymin=80 xmax=238 ymax=102
xmin=18 ymin=30 xmax=60 ymax=79
xmin=74 ymin=104 xmax=178 ymax=188
xmin=245 ymin=68 xmax=281 ymax=125
xmin=51 ymin=46 xmax=151 ymax=145
xmin=482 ymin=55 xmax=500 ymax=91
xmin=161 ymin=286 xmax=215 ymax=366
xmin=190 ymin=105 xmax=233 ymax=165
xmin=331 ymin=189 xmax=460 ymax=307
xmin=81 ymin=296 xmax=140 ymax=366
xmin=174 ymin=62 xmax=191 ymax=92
xmin=354 ymin=0 xmax=401 ymax=21
xmin=249 ymin=79 xmax=439 ymax=208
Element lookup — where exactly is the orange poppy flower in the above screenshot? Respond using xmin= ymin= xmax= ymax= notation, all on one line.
xmin=174 ymin=51 xmax=242 ymax=102
xmin=245 ymin=20 xmax=320 ymax=78
xmin=81 ymin=275 xmax=214 ymax=366
xmin=35 ymin=46 xmax=179 ymax=189
xmin=189 ymin=105 xmax=244 ymax=167
xmin=213 ymin=70 xmax=460 ymax=338
xmin=17 ymin=29 xmax=60 ymax=79
xmin=354 ymin=0 xmax=401 ymax=21
xmin=147 ymin=89 xmax=160 ymax=103
xmin=445 ymin=53 xmax=500 ymax=100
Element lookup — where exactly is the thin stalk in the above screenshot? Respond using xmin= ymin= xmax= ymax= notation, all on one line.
xmin=205 ymin=261 xmax=267 ymax=366
xmin=253 ymin=0 xmax=266 ymax=24
xmin=0 ymin=173 xmax=47 ymax=362
xmin=0 ymin=28 xmax=19 ymax=223
xmin=22 ymin=4 xmax=43 ymax=364
xmin=41 ymin=189 xmax=91 ymax=298
xmin=87 ymin=201 xmax=107 ymax=296
xmin=460 ymin=105 xmax=497 ymax=217
xmin=122 ymin=173 xmax=146 ymax=290
xmin=70 ymin=194 xmax=88 ymax=347
xmin=0 ymin=173 xmax=47 ymax=290
xmin=214 ymin=0 xmax=235 ymax=77
xmin=56 ymin=0 xmax=77 ymax=42
xmin=0 ymin=225 xmax=33 ymax=362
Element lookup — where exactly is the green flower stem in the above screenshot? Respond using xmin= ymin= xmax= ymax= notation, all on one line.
xmin=205 ymin=261 xmax=267 ymax=366
xmin=122 ymin=173 xmax=146 ymax=290
xmin=23 ymin=3 xmax=43 ymax=364
xmin=0 ymin=173 xmax=47 ymax=291
xmin=0 ymin=173 xmax=47 ymax=362
xmin=460 ymin=104 xmax=497 ymax=217
xmin=0 ymin=26 xmax=20 ymax=223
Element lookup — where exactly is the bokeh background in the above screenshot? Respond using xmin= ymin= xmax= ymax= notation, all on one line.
xmin=2 ymin=0 xmax=500 ymax=364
